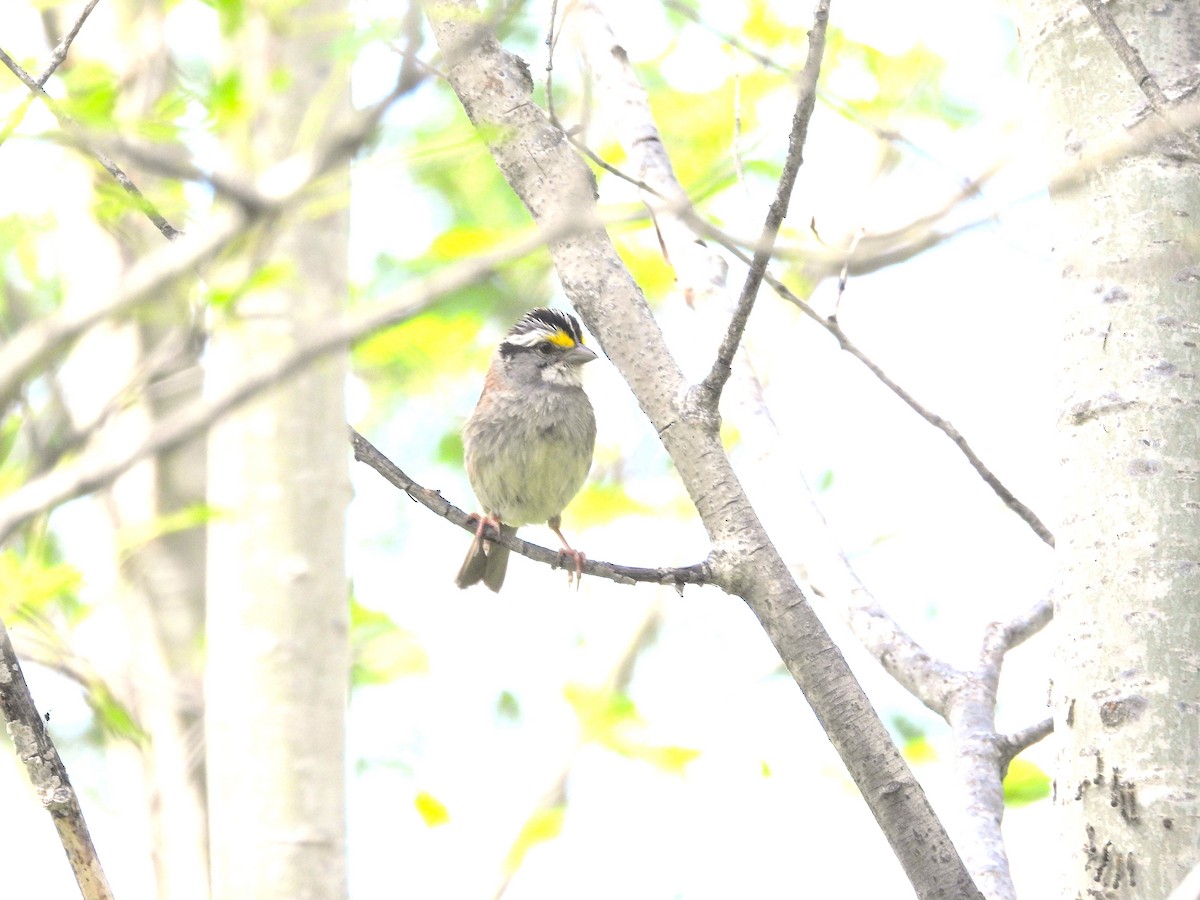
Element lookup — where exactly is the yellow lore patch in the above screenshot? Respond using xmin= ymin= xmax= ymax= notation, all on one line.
xmin=545 ymin=329 xmax=579 ymax=348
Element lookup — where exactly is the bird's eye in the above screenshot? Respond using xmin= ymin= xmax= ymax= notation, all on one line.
xmin=537 ymin=342 xmax=556 ymax=355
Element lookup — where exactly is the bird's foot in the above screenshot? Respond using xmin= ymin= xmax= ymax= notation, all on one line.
xmin=555 ymin=547 xmax=586 ymax=590
xmin=467 ymin=512 xmax=501 ymax=542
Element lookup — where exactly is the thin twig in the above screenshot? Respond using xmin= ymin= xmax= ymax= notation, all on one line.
xmin=1080 ymin=0 xmax=1200 ymax=159
xmin=0 ymin=66 xmax=421 ymax=409
xmin=544 ymin=0 xmax=561 ymax=126
xmin=40 ymin=0 xmax=103 ymax=84
xmin=699 ymin=0 xmax=830 ymax=406
xmin=0 ymin=0 xmax=103 ymax=145
xmin=395 ymin=0 xmax=429 ymax=96
xmin=0 ymin=208 xmax=642 ymax=544
xmin=0 ymin=46 xmax=181 ymax=241
xmin=573 ymin=134 xmax=1054 ymax=545
xmin=785 ymin=283 xmax=1056 ymax=547
xmin=998 ymin=717 xmax=1053 ymax=763
xmin=351 ymin=429 xmax=711 ymax=589
xmin=984 ymin=594 xmax=1053 ymax=664
xmin=660 ymin=0 xmax=978 ymax=192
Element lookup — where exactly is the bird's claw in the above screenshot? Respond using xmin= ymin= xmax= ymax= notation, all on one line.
xmin=557 ymin=548 xmax=586 ymax=590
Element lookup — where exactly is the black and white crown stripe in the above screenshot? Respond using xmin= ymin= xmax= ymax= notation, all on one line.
xmin=502 ymin=308 xmax=586 ymax=349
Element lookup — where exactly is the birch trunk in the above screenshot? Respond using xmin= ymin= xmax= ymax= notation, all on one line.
xmin=204 ymin=1 xmax=352 ymax=896
xmin=1016 ymin=1 xmax=1200 ymax=894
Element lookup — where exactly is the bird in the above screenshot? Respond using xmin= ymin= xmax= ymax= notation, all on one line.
xmin=456 ymin=308 xmax=598 ymax=591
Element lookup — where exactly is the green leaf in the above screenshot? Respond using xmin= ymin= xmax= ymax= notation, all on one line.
xmin=823 ymin=29 xmax=980 ymax=129
xmin=504 ymin=806 xmax=565 ymax=875
xmin=496 ymin=690 xmax=521 ymax=722
xmin=890 ymin=714 xmax=926 ymax=743
xmin=619 ymin=743 xmax=701 ymax=774
xmin=902 ymin=735 xmax=937 ymax=764
xmin=743 ymin=0 xmax=799 ymax=49
xmin=564 ymin=683 xmax=640 ymax=745
xmin=204 ymin=261 xmax=294 ymax=310
xmin=564 ymin=683 xmax=700 ymax=774
xmin=569 ymin=480 xmax=654 ymax=529
xmin=1003 ymin=757 xmax=1051 ymax=806
xmin=351 ymin=601 xmax=428 ymax=686
xmin=0 ymin=413 xmax=21 ymax=465
xmin=430 ymin=224 xmax=509 ymax=260
xmin=206 ymin=70 xmax=247 ymax=128
xmin=88 ymin=683 xmax=145 ymax=743
xmin=719 ymin=420 xmax=742 ymax=450
xmin=117 ymin=504 xmax=217 ymax=556
xmin=353 ymin=309 xmax=484 ymax=389
xmin=200 ymin=0 xmax=247 ymax=34
xmin=414 ymin=790 xmax=450 ymax=827
xmin=436 ymin=429 xmax=465 ymax=467
xmin=138 ymin=88 xmax=189 ymax=143
xmin=611 ymin=233 xmax=677 ymax=301
xmin=0 ymin=549 xmax=81 ymax=618
xmin=59 ymin=61 xmax=118 ymax=129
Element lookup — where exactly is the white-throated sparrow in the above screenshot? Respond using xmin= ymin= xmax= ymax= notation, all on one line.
xmin=456 ymin=308 xmax=598 ymax=591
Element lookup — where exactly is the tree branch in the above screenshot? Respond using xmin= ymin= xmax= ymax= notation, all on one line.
xmin=0 ymin=46 xmax=181 ymax=241
xmin=0 ymin=214 xmax=600 ymax=544
xmin=698 ymin=0 xmax=829 ymax=407
xmin=350 ymin=429 xmax=711 ymax=588
xmin=767 ymin=267 xmax=1056 ymax=547
xmin=999 ymin=717 xmax=1053 ymax=764
xmin=422 ymin=2 xmax=983 ymax=896
xmin=40 ymin=0 xmax=102 ymax=85
xmin=567 ymin=1 xmax=1045 ymax=716
xmin=0 ymin=74 xmax=414 ymax=410
xmin=0 ymin=618 xmax=114 ymax=900
xmin=938 ymin=594 xmax=1054 ymax=900
xmin=1080 ymin=0 xmax=1200 ymax=159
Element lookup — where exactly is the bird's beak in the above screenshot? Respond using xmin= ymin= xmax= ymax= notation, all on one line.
xmin=567 ymin=344 xmax=598 ymax=366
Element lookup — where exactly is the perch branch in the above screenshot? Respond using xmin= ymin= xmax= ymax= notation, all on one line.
xmin=350 ymin=429 xmax=711 ymax=589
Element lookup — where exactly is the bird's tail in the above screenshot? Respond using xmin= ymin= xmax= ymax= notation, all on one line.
xmin=455 ymin=523 xmax=515 ymax=592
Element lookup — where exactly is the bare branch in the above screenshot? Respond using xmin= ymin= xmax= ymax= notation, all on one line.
xmin=0 ymin=205 xmax=245 ymax=412
xmin=0 ymin=214 xmax=598 ymax=544
xmin=394 ymin=0 xmax=430 ymax=96
xmin=39 ymin=0 xmax=103 ymax=84
xmin=980 ymin=594 xmax=1053 ymax=672
xmin=422 ymin=1 xmax=983 ymax=895
xmin=1080 ymin=0 xmax=1200 ymax=159
xmin=0 ymin=1 xmax=103 ymax=147
xmin=543 ymin=0 xmax=562 ymax=127
xmin=564 ymin=6 xmax=961 ymax=729
xmin=998 ymin=717 xmax=1053 ymax=764
xmin=763 ymin=267 xmax=1056 ymax=547
xmin=351 ymin=429 xmax=710 ymax=589
xmin=699 ymin=0 xmax=829 ymax=406
xmin=0 ymin=75 xmax=413 ymax=409
xmin=0 ymin=45 xmax=181 ymax=240
xmin=938 ymin=594 xmax=1053 ymax=900
xmin=0 ymin=619 xmax=114 ymax=900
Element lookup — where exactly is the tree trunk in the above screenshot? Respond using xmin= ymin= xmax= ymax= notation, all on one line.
xmin=203 ymin=1 xmax=352 ymax=896
xmin=51 ymin=1 xmax=210 ymax=894
xmin=1017 ymin=2 xmax=1200 ymax=895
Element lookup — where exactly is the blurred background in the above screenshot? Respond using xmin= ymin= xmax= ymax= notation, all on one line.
xmin=1 ymin=0 xmax=1057 ymax=896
